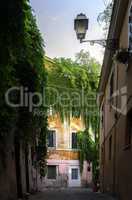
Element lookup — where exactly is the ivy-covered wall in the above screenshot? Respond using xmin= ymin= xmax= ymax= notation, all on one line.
xmin=0 ymin=1 xmax=47 ymax=199
xmin=0 ymin=0 xmax=47 ymax=137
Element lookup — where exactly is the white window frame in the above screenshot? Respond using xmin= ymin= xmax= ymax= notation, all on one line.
xmin=71 ymin=168 xmax=79 ymax=180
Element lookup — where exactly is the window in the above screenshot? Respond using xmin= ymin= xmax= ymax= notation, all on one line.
xmin=129 ymin=5 xmax=132 ymax=51
xmin=47 ymin=130 xmax=56 ymax=148
xmin=125 ymin=110 xmax=132 ymax=148
xmin=109 ymin=136 xmax=112 ymax=160
xmin=71 ymin=168 xmax=78 ymax=180
xmin=47 ymin=166 xmax=56 ymax=179
xmin=110 ymin=72 xmax=114 ymax=98
xmin=101 ymin=146 xmax=104 ymax=166
xmin=72 ymin=132 xmax=78 ymax=149
xmin=101 ymin=105 xmax=104 ymax=128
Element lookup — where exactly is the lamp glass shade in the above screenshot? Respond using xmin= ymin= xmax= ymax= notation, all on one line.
xmin=74 ymin=13 xmax=88 ymax=40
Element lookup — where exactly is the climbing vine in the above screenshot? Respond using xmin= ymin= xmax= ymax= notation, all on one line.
xmin=46 ymin=50 xmax=100 ymax=129
xmin=0 ymin=0 xmax=47 ymax=176
xmin=77 ymin=128 xmax=99 ymax=181
xmin=46 ymin=50 xmax=100 ymax=180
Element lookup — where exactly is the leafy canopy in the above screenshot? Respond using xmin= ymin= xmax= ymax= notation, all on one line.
xmin=46 ymin=50 xmax=100 ymax=129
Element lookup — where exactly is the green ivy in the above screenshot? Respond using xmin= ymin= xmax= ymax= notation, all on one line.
xmin=77 ymin=129 xmax=99 ymax=181
xmin=46 ymin=52 xmax=100 ymax=129
xmin=46 ymin=51 xmax=100 ymax=180
xmin=0 ymin=0 xmax=47 ymax=176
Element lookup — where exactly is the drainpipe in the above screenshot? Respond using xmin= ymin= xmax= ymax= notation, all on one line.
xmin=103 ymin=102 xmax=106 ymax=193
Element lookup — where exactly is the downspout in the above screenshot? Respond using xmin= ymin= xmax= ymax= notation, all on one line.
xmin=101 ymin=100 xmax=105 ymax=193
xmin=103 ymin=101 xmax=106 ymax=193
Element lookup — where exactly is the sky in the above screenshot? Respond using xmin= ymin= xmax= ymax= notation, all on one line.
xmin=30 ymin=0 xmax=107 ymax=64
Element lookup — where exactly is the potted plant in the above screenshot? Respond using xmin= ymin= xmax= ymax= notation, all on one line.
xmin=114 ymin=48 xmax=131 ymax=64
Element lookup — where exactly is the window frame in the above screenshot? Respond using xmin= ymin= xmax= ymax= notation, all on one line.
xmin=71 ymin=168 xmax=79 ymax=180
xmin=47 ymin=130 xmax=56 ymax=148
xmin=110 ymin=72 xmax=114 ymax=99
xmin=124 ymin=109 xmax=132 ymax=149
xmin=71 ymin=132 xmax=78 ymax=149
xmin=109 ymin=135 xmax=112 ymax=161
xmin=101 ymin=104 xmax=104 ymax=129
xmin=47 ymin=165 xmax=57 ymax=179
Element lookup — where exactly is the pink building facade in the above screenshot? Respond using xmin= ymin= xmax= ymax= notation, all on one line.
xmin=39 ymin=114 xmax=93 ymax=188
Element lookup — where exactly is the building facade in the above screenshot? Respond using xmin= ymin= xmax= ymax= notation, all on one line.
xmin=42 ymin=57 xmax=92 ymax=188
xmin=42 ymin=114 xmax=92 ymax=188
xmin=98 ymin=0 xmax=132 ymax=200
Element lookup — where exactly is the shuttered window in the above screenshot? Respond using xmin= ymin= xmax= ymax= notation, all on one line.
xmin=47 ymin=166 xmax=56 ymax=179
xmin=109 ymin=136 xmax=112 ymax=160
xmin=48 ymin=130 xmax=56 ymax=147
xmin=72 ymin=132 xmax=78 ymax=149
xmin=125 ymin=109 xmax=132 ymax=148
xmin=110 ymin=72 xmax=114 ymax=98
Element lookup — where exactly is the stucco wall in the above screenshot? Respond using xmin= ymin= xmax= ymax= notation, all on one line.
xmin=43 ymin=160 xmax=81 ymax=188
xmin=48 ymin=114 xmax=85 ymax=150
xmin=100 ymin=1 xmax=132 ymax=199
xmin=42 ymin=114 xmax=92 ymax=188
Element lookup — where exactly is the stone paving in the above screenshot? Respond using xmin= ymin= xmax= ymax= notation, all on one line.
xmin=29 ymin=188 xmax=116 ymax=200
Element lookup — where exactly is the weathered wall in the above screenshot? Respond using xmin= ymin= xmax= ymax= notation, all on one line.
xmin=0 ymin=133 xmax=17 ymax=200
xmin=42 ymin=160 xmax=81 ymax=188
xmin=43 ymin=114 xmax=92 ymax=188
xmin=81 ymin=161 xmax=92 ymax=186
xmin=100 ymin=1 xmax=132 ymax=199
xmin=47 ymin=149 xmax=79 ymax=160
xmin=48 ymin=114 xmax=85 ymax=150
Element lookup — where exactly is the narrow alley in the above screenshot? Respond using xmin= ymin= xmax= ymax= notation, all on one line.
xmin=1 ymin=0 xmax=132 ymax=200
xmin=29 ymin=189 xmax=115 ymax=200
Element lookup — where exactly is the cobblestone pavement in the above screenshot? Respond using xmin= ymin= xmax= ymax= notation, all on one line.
xmin=29 ymin=188 xmax=116 ymax=200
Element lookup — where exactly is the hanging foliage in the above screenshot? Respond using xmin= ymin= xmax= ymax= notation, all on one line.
xmin=46 ymin=50 xmax=100 ymax=130
xmin=46 ymin=50 xmax=100 ymax=180
xmin=0 ymin=0 xmax=47 ymax=176
xmin=77 ymin=130 xmax=96 ymax=171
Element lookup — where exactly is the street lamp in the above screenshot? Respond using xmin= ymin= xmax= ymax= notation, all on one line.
xmin=74 ymin=13 xmax=119 ymax=50
xmin=74 ymin=13 xmax=89 ymax=41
